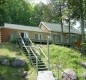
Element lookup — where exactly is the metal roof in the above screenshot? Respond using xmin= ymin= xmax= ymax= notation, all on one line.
xmin=41 ymin=22 xmax=81 ymax=34
xmin=4 ymin=23 xmax=44 ymax=32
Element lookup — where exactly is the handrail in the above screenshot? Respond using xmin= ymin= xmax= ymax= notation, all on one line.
xmin=18 ymin=31 xmax=38 ymax=73
xmin=39 ymin=46 xmax=48 ymax=60
xmin=30 ymin=47 xmax=38 ymax=59
xmin=27 ymin=36 xmax=48 ymax=69
xmin=31 ymin=45 xmax=48 ymax=60
xmin=30 ymin=46 xmax=38 ymax=73
xmin=57 ymin=65 xmax=75 ymax=80
xmin=18 ymin=32 xmax=30 ymax=58
xmin=26 ymin=34 xmax=34 ymax=46
xmin=26 ymin=34 xmax=48 ymax=60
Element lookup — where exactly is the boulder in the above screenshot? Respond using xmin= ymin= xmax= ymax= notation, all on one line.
xmin=61 ymin=69 xmax=78 ymax=80
xmin=80 ymin=62 xmax=86 ymax=68
xmin=21 ymin=71 xmax=28 ymax=78
xmin=1 ymin=59 xmax=10 ymax=66
xmin=11 ymin=59 xmax=26 ymax=68
xmin=82 ymin=72 xmax=86 ymax=79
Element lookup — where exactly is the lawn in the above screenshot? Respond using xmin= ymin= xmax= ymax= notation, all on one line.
xmin=1 ymin=43 xmax=86 ymax=80
xmin=42 ymin=44 xmax=86 ymax=80
xmin=0 ymin=42 xmax=37 ymax=80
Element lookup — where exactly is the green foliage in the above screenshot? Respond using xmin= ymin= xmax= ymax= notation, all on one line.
xmin=0 ymin=43 xmax=31 ymax=80
xmin=0 ymin=0 xmax=4 ymax=26
xmin=0 ymin=65 xmax=24 ymax=80
xmin=4 ymin=0 xmax=34 ymax=26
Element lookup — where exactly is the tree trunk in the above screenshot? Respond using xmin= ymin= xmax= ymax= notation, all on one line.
xmin=60 ymin=2 xmax=63 ymax=44
xmin=79 ymin=0 xmax=85 ymax=55
xmin=68 ymin=15 xmax=71 ymax=44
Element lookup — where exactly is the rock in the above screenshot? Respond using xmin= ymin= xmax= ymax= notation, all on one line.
xmin=1 ymin=59 xmax=10 ymax=66
xmin=82 ymin=72 xmax=86 ymax=79
xmin=21 ymin=71 xmax=28 ymax=78
xmin=61 ymin=69 xmax=78 ymax=80
xmin=18 ymin=70 xmax=28 ymax=79
xmin=11 ymin=58 xmax=26 ymax=68
xmin=80 ymin=62 xmax=86 ymax=68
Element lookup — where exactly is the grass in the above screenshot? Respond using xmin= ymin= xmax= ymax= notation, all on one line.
xmin=0 ymin=43 xmax=26 ymax=59
xmin=42 ymin=44 xmax=86 ymax=80
xmin=0 ymin=42 xmax=37 ymax=80
xmin=1 ymin=43 xmax=86 ymax=80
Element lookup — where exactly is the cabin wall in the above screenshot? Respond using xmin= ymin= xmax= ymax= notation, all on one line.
xmin=19 ymin=30 xmax=48 ymax=42
xmin=0 ymin=29 xmax=1 ymax=43
xmin=40 ymin=24 xmax=49 ymax=32
xmin=1 ymin=28 xmax=17 ymax=42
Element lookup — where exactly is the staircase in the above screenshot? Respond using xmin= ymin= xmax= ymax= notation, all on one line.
xmin=17 ymin=32 xmax=48 ymax=71
xmin=22 ymin=46 xmax=48 ymax=71
xmin=17 ymin=32 xmax=56 ymax=80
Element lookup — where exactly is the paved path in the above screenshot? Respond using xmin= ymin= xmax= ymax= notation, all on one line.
xmin=37 ymin=71 xmax=56 ymax=80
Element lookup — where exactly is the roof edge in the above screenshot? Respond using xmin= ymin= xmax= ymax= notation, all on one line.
xmin=40 ymin=21 xmax=51 ymax=32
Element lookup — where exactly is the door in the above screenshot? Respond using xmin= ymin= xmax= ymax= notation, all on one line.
xmin=21 ymin=33 xmax=24 ymax=38
xmin=21 ymin=32 xmax=29 ymax=38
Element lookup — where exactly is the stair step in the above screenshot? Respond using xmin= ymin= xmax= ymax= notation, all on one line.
xmin=30 ymin=55 xmax=35 ymax=58
xmin=23 ymin=50 xmax=27 ymax=52
xmin=37 ymin=71 xmax=56 ymax=80
xmin=31 ymin=58 xmax=41 ymax=60
xmin=38 ymin=65 xmax=46 ymax=67
xmin=31 ymin=59 xmax=43 ymax=63
xmin=30 ymin=54 xmax=34 ymax=56
xmin=32 ymin=62 xmax=45 ymax=65
xmin=33 ymin=63 xmax=46 ymax=68
xmin=38 ymin=68 xmax=48 ymax=71
xmin=30 ymin=52 xmax=33 ymax=54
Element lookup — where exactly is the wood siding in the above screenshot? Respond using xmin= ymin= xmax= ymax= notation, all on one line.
xmin=40 ymin=24 xmax=49 ymax=32
xmin=1 ymin=28 xmax=16 ymax=42
xmin=0 ymin=29 xmax=1 ymax=43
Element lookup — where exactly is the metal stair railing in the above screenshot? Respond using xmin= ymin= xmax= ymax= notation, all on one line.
xmin=23 ymin=33 xmax=49 ymax=70
xmin=25 ymin=33 xmax=34 ymax=46
xmin=26 ymin=35 xmax=48 ymax=69
xmin=57 ymin=65 xmax=75 ymax=80
xmin=33 ymin=45 xmax=48 ymax=60
xmin=18 ymin=31 xmax=38 ymax=74
xmin=26 ymin=34 xmax=48 ymax=61
xmin=30 ymin=47 xmax=38 ymax=73
xmin=18 ymin=32 xmax=31 ymax=60
xmin=33 ymin=45 xmax=49 ymax=70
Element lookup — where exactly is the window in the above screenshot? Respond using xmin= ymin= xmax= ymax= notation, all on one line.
xmin=71 ymin=34 xmax=77 ymax=42
xmin=53 ymin=35 xmax=60 ymax=43
xmin=35 ymin=34 xmax=42 ymax=40
xmin=35 ymin=34 xmax=38 ymax=40
xmin=40 ymin=34 xmax=41 ymax=40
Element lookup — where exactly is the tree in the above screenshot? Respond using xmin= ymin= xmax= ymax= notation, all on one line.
xmin=4 ymin=0 xmax=34 ymax=26
xmin=0 ymin=0 xmax=5 ymax=26
xmin=79 ymin=0 xmax=85 ymax=55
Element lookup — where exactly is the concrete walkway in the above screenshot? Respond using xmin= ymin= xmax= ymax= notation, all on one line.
xmin=37 ymin=71 xmax=56 ymax=80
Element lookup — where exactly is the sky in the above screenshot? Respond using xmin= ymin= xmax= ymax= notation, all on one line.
xmin=27 ymin=0 xmax=49 ymax=4
xmin=74 ymin=21 xmax=80 ymax=30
